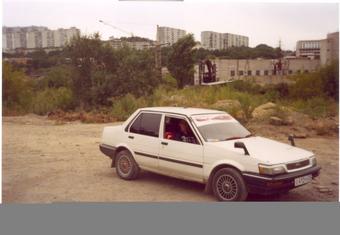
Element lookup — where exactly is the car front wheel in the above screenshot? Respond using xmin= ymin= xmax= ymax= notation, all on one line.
xmin=212 ymin=168 xmax=248 ymax=201
xmin=115 ymin=150 xmax=140 ymax=180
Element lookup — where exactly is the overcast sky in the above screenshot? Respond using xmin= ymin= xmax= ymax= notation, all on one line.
xmin=2 ymin=0 xmax=339 ymax=50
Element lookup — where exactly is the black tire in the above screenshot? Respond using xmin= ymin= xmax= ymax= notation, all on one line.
xmin=212 ymin=168 xmax=248 ymax=201
xmin=115 ymin=150 xmax=140 ymax=180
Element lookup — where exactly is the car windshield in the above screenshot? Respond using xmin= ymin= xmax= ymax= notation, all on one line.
xmin=197 ymin=122 xmax=251 ymax=142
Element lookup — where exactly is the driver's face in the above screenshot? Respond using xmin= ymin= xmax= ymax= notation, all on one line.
xmin=179 ymin=121 xmax=187 ymax=133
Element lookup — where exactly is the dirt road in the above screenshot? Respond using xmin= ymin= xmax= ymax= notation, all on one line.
xmin=2 ymin=115 xmax=338 ymax=202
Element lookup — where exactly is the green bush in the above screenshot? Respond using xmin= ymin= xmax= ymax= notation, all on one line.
xmin=289 ymin=73 xmax=324 ymax=99
xmin=236 ymin=92 xmax=266 ymax=121
xmin=291 ymin=97 xmax=337 ymax=118
xmin=32 ymin=88 xmax=73 ymax=115
xmin=264 ymin=90 xmax=279 ymax=102
xmin=230 ymin=80 xmax=263 ymax=94
xmin=289 ymin=61 xmax=339 ymax=101
xmin=162 ymin=74 xmax=177 ymax=89
xmin=111 ymin=94 xmax=147 ymax=121
xmin=320 ymin=60 xmax=339 ymax=100
xmin=2 ymin=62 xmax=33 ymax=114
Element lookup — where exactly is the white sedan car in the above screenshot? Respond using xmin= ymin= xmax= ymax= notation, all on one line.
xmin=99 ymin=107 xmax=320 ymax=201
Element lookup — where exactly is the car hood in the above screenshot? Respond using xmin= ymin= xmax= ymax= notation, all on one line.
xmin=210 ymin=136 xmax=314 ymax=164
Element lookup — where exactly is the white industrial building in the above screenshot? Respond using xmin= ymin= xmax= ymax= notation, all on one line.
xmin=296 ymin=32 xmax=339 ymax=66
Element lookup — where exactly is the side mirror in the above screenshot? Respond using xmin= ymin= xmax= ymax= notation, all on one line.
xmin=234 ymin=141 xmax=249 ymax=155
xmin=288 ymin=134 xmax=295 ymax=146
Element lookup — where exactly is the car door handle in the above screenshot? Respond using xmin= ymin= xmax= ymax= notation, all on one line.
xmin=128 ymin=136 xmax=134 ymax=139
xmin=161 ymin=142 xmax=168 ymax=146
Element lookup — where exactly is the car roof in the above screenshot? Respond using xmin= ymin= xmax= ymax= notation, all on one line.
xmin=138 ymin=107 xmax=226 ymax=117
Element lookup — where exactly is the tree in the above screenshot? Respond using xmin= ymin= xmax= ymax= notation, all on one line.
xmin=66 ymin=33 xmax=160 ymax=108
xmin=35 ymin=65 xmax=73 ymax=89
xmin=320 ymin=60 xmax=339 ymax=101
xmin=168 ymin=34 xmax=196 ymax=89
xmin=66 ymin=33 xmax=104 ymax=108
xmin=2 ymin=62 xmax=33 ymax=112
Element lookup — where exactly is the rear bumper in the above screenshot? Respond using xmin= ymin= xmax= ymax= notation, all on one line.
xmin=99 ymin=144 xmax=117 ymax=167
xmin=242 ymin=166 xmax=321 ymax=195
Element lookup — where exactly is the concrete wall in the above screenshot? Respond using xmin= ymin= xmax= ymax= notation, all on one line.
xmin=195 ymin=58 xmax=321 ymax=85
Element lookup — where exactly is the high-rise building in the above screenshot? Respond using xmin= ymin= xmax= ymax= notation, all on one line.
xmin=223 ymin=33 xmax=249 ymax=48
xmin=26 ymin=31 xmax=37 ymax=49
xmin=42 ymin=30 xmax=55 ymax=48
xmin=2 ymin=26 xmax=80 ymax=53
xmin=201 ymin=31 xmax=249 ymax=50
xmin=156 ymin=26 xmax=186 ymax=45
xmin=201 ymin=31 xmax=223 ymax=50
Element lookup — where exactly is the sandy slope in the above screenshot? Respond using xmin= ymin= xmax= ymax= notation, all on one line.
xmin=2 ymin=115 xmax=338 ymax=203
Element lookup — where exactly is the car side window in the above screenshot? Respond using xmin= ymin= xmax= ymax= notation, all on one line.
xmin=130 ymin=113 xmax=162 ymax=137
xmin=163 ymin=116 xmax=199 ymax=144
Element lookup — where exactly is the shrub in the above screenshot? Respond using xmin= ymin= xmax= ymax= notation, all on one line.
xmin=111 ymin=94 xmax=147 ymax=121
xmin=320 ymin=60 xmax=339 ymax=101
xmin=291 ymin=97 xmax=337 ymax=119
xmin=289 ymin=73 xmax=324 ymax=99
xmin=264 ymin=90 xmax=279 ymax=102
xmin=162 ymin=74 xmax=177 ymax=89
xmin=289 ymin=61 xmax=339 ymax=101
xmin=230 ymin=79 xmax=263 ymax=94
xmin=273 ymin=83 xmax=289 ymax=98
xmin=2 ymin=62 xmax=34 ymax=114
xmin=31 ymin=88 xmax=73 ymax=115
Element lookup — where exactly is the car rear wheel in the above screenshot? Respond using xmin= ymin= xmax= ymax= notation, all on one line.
xmin=116 ymin=150 xmax=140 ymax=180
xmin=212 ymin=168 xmax=248 ymax=201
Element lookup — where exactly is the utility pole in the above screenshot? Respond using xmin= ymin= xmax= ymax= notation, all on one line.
xmin=155 ymin=42 xmax=162 ymax=79
xmin=155 ymin=25 xmax=170 ymax=80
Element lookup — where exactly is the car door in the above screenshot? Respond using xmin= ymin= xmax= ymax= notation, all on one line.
xmin=158 ymin=114 xmax=204 ymax=183
xmin=127 ymin=112 xmax=162 ymax=171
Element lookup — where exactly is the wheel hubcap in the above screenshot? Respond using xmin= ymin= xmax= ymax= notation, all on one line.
xmin=216 ymin=174 xmax=238 ymax=201
xmin=118 ymin=156 xmax=131 ymax=174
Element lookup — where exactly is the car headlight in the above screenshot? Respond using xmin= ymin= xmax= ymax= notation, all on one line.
xmin=258 ymin=164 xmax=286 ymax=175
xmin=310 ymin=156 xmax=317 ymax=166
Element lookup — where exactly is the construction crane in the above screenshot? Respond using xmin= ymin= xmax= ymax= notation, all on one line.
xmin=99 ymin=20 xmax=134 ymax=37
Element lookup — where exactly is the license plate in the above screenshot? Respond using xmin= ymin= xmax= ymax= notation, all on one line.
xmin=294 ymin=174 xmax=312 ymax=186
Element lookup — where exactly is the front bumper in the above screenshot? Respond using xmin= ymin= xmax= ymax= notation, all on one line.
xmin=242 ymin=166 xmax=321 ymax=195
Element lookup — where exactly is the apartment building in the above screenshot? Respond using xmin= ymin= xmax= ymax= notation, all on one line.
xmin=42 ymin=30 xmax=55 ymax=48
xmin=223 ymin=33 xmax=249 ymax=48
xmin=201 ymin=31 xmax=249 ymax=50
xmin=3 ymin=26 xmax=80 ymax=53
xmin=201 ymin=31 xmax=224 ymax=50
xmin=156 ymin=26 xmax=186 ymax=45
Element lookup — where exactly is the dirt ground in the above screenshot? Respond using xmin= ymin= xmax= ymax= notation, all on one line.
xmin=2 ymin=115 xmax=339 ymax=203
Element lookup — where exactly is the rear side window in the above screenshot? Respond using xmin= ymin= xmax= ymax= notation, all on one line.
xmin=130 ymin=113 xmax=162 ymax=137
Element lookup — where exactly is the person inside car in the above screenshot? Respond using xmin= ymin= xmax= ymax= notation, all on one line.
xmin=174 ymin=119 xmax=197 ymax=144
